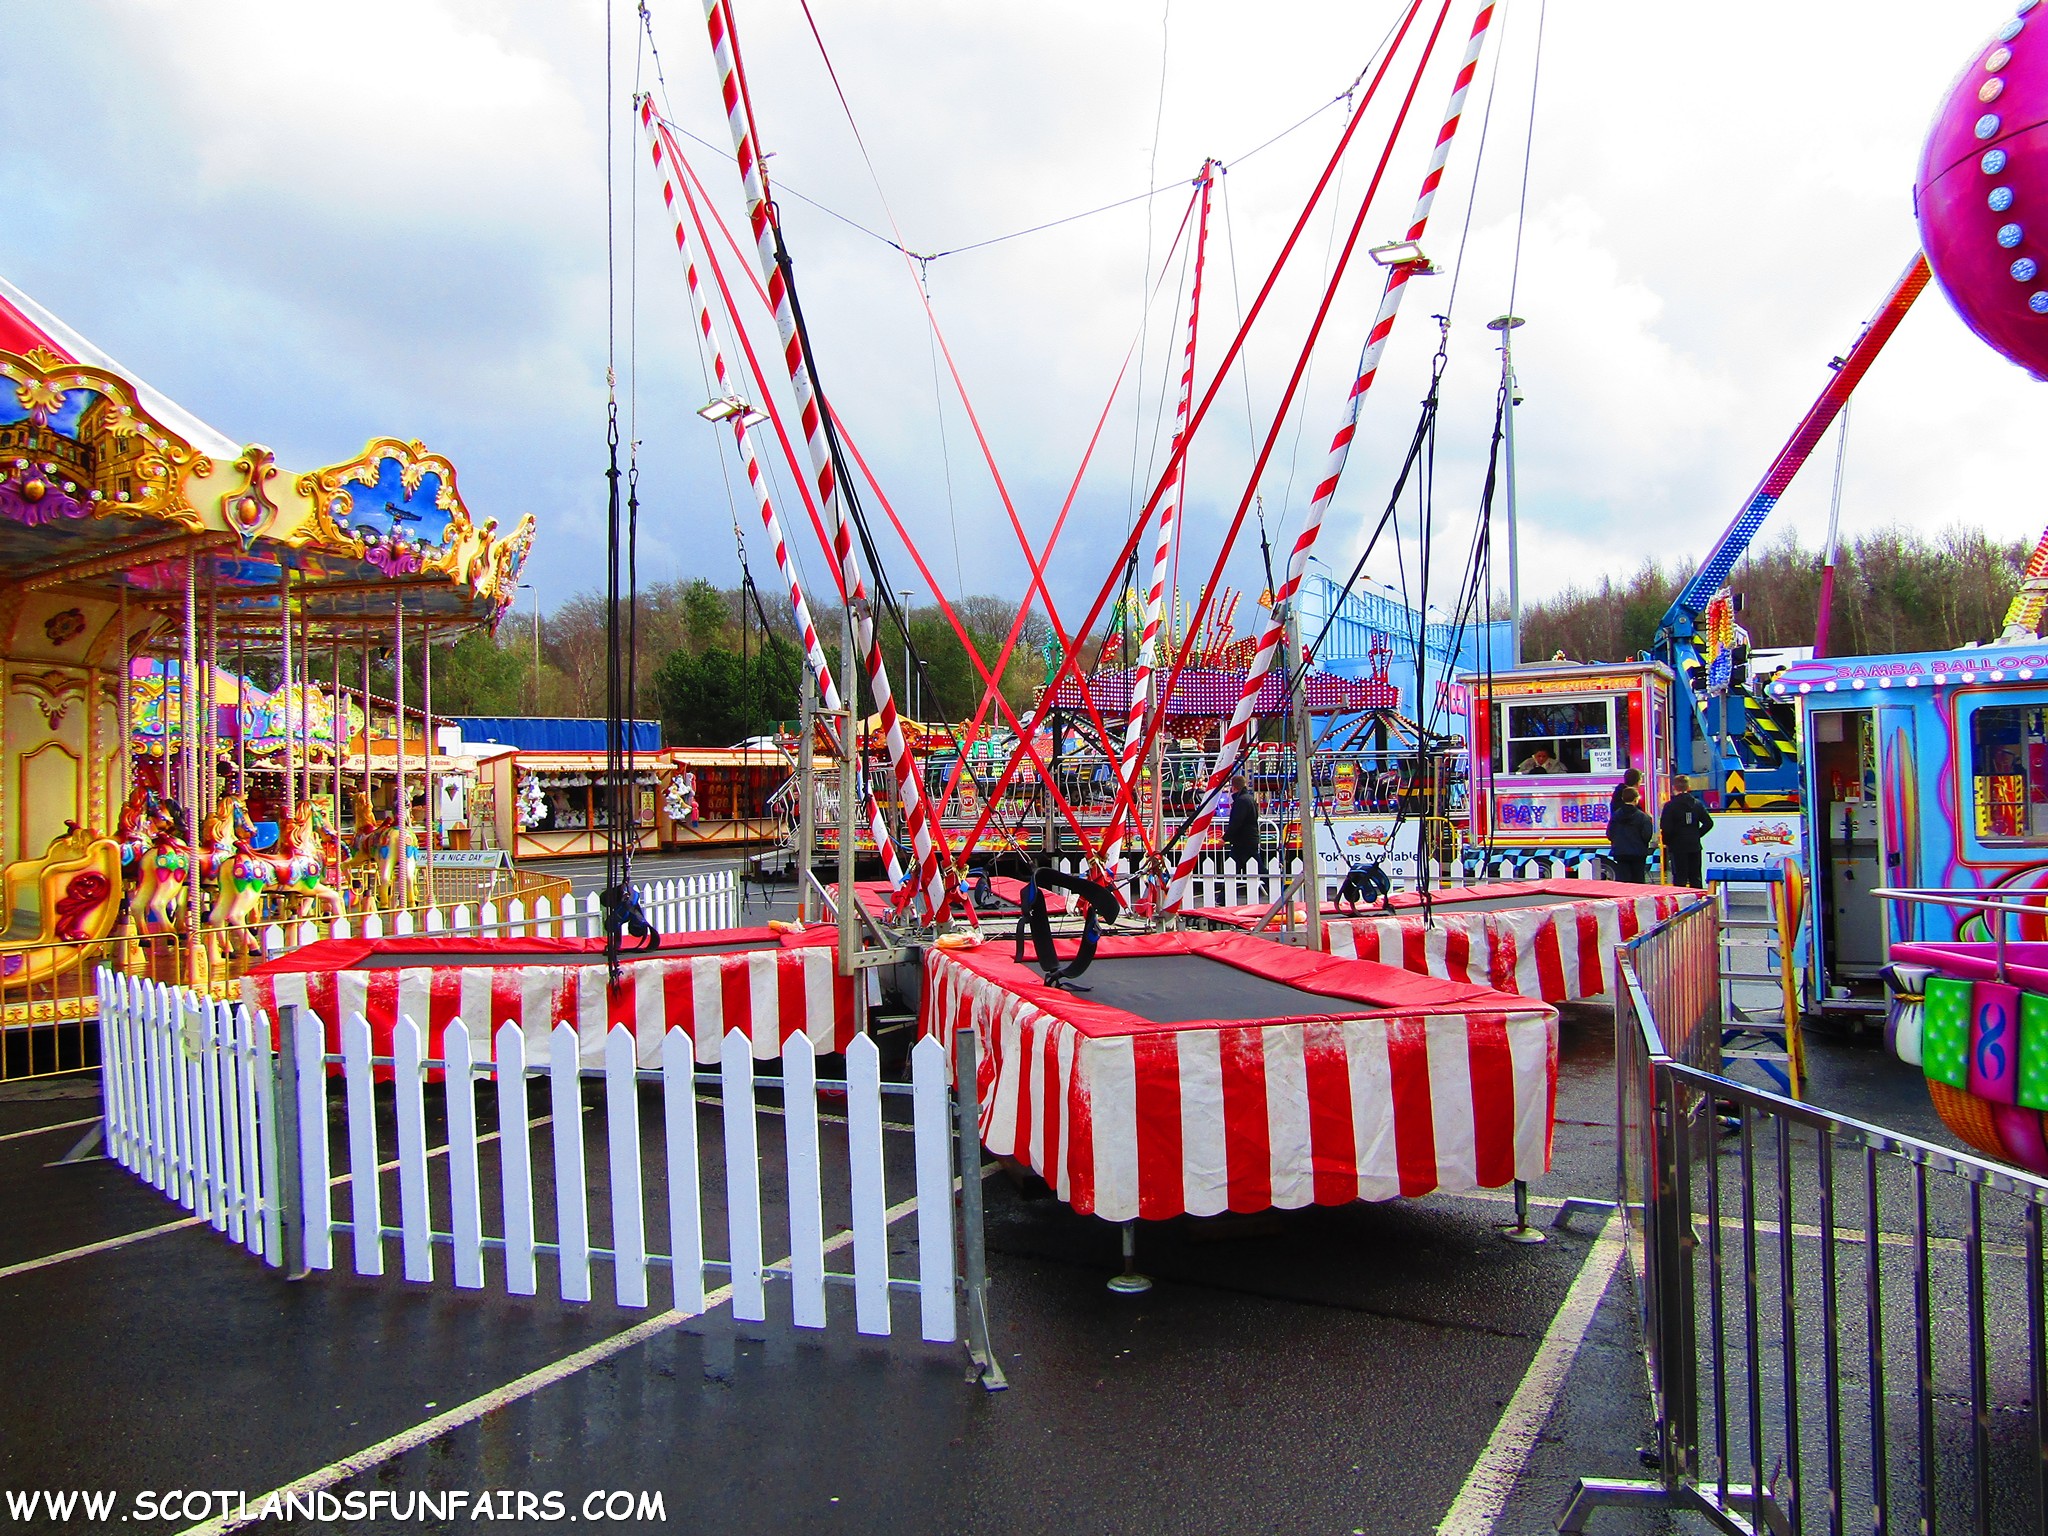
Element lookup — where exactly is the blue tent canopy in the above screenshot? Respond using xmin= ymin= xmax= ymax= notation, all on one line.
xmin=453 ymin=717 xmax=661 ymax=752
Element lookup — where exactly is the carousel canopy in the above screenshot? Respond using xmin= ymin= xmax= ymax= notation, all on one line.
xmin=0 ymin=274 xmax=241 ymax=462
xmin=0 ymin=273 xmax=536 ymax=667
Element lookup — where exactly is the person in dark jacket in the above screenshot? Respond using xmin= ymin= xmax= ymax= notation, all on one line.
xmin=1224 ymin=775 xmax=1261 ymax=869
xmin=1605 ymin=786 xmax=1656 ymax=883
xmin=1608 ymin=767 xmax=1642 ymax=819
xmin=1659 ymin=774 xmax=1714 ymax=887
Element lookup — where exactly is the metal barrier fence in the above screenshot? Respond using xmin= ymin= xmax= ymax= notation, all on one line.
xmin=1567 ymin=899 xmax=2048 ymax=1534
xmin=95 ymin=968 xmax=1001 ymax=1383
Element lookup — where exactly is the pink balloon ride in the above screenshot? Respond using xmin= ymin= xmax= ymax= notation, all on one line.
xmin=1917 ymin=0 xmax=2048 ymax=380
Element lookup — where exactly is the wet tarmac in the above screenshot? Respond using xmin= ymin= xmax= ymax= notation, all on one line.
xmin=0 ymin=985 xmax=1952 ymax=1536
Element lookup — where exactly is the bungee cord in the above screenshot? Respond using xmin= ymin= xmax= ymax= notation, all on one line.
xmin=1084 ymin=0 xmax=1460 ymax=889
xmin=1126 ymin=0 xmax=1175 ymax=532
xmin=647 ymin=0 xmax=1407 ymax=880
xmin=601 ymin=2 xmax=659 ymax=977
xmin=637 ymin=0 xmax=1416 ymax=269
xmin=1158 ymin=0 xmax=1499 ymax=909
xmin=649 ymin=98 xmax=1201 ymax=862
xmin=952 ymin=0 xmax=1438 ymax=862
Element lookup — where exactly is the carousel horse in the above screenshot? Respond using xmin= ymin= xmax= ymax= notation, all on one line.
xmin=132 ymin=801 xmax=194 ymax=937
xmin=347 ymin=791 xmax=422 ymax=912
xmin=194 ymin=794 xmax=245 ymax=889
xmin=115 ymin=787 xmax=169 ymax=891
xmin=208 ymin=800 xmax=350 ymax=962
xmin=263 ymin=800 xmax=349 ymax=922
xmin=194 ymin=792 xmax=260 ymax=962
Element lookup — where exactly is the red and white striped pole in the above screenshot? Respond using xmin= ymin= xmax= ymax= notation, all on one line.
xmin=1167 ymin=1 xmax=1497 ymax=909
xmin=699 ymin=0 xmax=955 ymax=923
xmin=1104 ymin=162 xmax=1215 ymax=873
xmin=642 ymin=103 xmax=907 ymax=890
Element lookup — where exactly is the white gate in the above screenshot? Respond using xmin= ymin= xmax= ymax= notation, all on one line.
xmin=248 ymin=867 xmax=744 ymax=956
xmin=94 ymin=966 xmax=1001 ymax=1385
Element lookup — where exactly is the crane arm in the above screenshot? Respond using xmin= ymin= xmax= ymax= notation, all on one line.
xmin=1661 ymin=253 xmax=1931 ymax=639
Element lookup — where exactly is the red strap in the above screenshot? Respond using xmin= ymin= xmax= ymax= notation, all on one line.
xmin=954 ymin=0 xmax=1433 ymax=858
xmin=1087 ymin=0 xmax=1456 ymax=852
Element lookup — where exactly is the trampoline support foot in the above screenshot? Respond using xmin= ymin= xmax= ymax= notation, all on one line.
xmin=1107 ymin=1220 xmax=1152 ymax=1294
xmin=1499 ymin=1179 xmax=1547 ymax=1245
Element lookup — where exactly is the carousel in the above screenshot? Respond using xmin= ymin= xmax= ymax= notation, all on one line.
xmin=0 ymin=274 xmax=535 ymax=1076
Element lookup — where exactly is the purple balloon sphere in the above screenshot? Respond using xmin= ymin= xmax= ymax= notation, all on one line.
xmin=1917 ymin=0 xmax=2048 ymax=381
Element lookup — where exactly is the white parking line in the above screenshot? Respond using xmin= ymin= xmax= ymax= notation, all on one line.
xmin=1434 ymin=1212 xmax=1625 ymax=1535
xmin=0 ymin=1115 xmax=100 ymax=1144
xmin=179 ymin=1170 xmax=993 ymax=1536
xmin=0 ymin=1217 xmax=207 ymax=1281
xmin=0 ymin=1119 xmax=555 ymax=1282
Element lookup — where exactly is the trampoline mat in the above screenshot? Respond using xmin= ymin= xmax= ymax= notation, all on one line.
xmin=1073 ymin=954 xmax=1380 ymax=1023
xmin=343 ymin=937 xmax=775 ymax=970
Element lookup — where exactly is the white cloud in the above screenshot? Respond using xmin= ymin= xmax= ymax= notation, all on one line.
xmin=1 ymin=0 xmax=2040 ymax=631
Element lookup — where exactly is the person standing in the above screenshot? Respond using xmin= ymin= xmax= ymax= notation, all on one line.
xmin=1609 ymin=766 xmax=1642 ymax=819
xmin=1659 ymin=774 xmax=1714 ymax=887
xmin=1224 ymin=774 xmax=1261 ymax=870
xmin=1605 ymin=785 xmax=1656 ymax=883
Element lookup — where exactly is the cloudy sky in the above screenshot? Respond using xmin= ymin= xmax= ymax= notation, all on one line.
xmin=4 ymin=0 xmax=2042 ymax=636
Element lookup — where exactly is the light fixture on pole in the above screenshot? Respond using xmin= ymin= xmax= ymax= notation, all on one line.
xmin=898 ymin=588 xmax=916 ymax=721
xmin=696 ymin=395 xmax=769 ymax=428
xmin=1487 ymin=314 xmax=1526 ymax=669
xmin=519 ymin=582 xmax=541 ymax=709
xmin=1368 ymin=239 xmax=1440 ymax=273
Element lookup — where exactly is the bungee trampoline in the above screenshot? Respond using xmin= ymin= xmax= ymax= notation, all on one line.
xmin=243 ymin=928 xmax=857 ymax=1067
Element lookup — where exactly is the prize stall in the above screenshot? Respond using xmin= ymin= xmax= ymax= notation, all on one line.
xmin=657 ymin=743 xmax=791 ymax=848
xmin=461 ymin=717 xmax=664 ymax=861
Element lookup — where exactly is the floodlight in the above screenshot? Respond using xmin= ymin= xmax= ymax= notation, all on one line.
xmin=1369 ymin=239 xmax=1431 ymax=268
xmin=696 ymin=395 xmax=768 ymax=428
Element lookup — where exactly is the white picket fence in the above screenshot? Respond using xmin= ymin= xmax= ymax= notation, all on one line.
xmin=251 ymin=868 xmax=741 ymax=958
xmin=93 ymin=964 xmax=999 ymax=1374
xmin=1052 ymin=851 xmax=1605 ymax=910
xmin=94 ymin=970 xmax=283 ymax=1263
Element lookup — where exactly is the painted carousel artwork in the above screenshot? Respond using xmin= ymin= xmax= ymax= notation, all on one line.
xmin=0 ymin=273 xmax=536 ymax=1078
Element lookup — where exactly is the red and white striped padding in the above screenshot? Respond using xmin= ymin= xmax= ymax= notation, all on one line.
xmin=243 ymin=931 xmax=855 ymax=1067
xmin=1324 ymin=889 xmax=1690 ymax=1002
xmin=921 ymin=935 xmax=1557 ymax=1223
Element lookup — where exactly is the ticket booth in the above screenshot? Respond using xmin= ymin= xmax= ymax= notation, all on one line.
xmin=1463 ymin=660 xmax=1675 ymax=856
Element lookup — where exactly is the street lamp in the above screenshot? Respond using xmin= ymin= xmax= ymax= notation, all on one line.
xmin=519 ymin=583 xmax=540 ymax=711
xmin=898 ymin=588 xmax=916 ymax=720
xmin=1487 ymin=314 xmax=1526 ymax=669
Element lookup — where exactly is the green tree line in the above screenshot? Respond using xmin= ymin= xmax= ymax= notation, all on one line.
xmin=413 ymin=578 xmax=1065 ymax=746
xmin=1521 ymin=524 xmax=2029 ymax=664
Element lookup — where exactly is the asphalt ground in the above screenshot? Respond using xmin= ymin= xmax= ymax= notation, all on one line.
xmin=0 ymin=897 xmax=1987 ymax=1536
